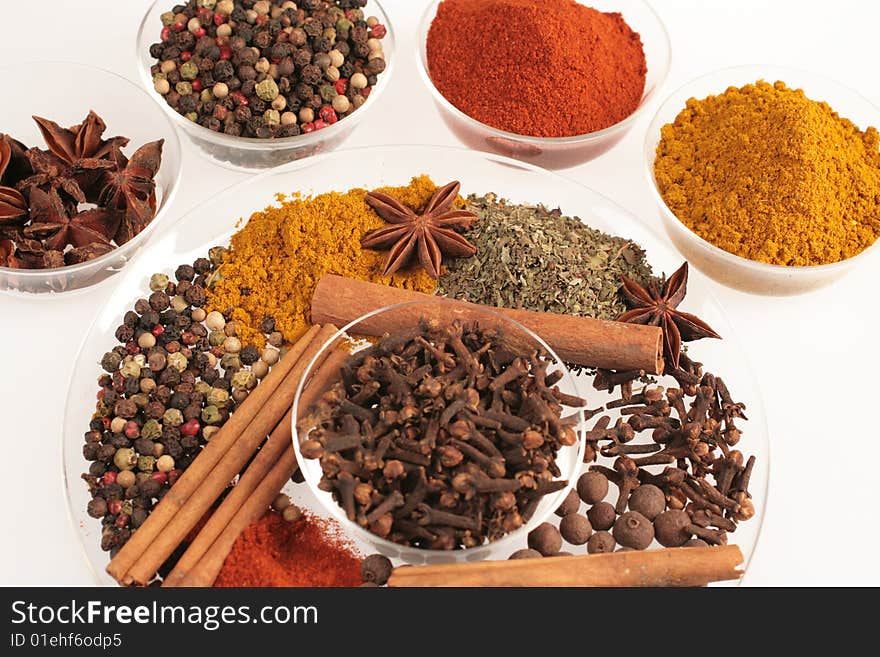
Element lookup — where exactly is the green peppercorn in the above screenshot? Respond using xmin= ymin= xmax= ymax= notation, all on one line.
xmin=163 ymin=408 xmax=184 ymax=427
xmin=150 ymin=273 xmax=169 ymax=291
xmin=207 ymin=387 xmax=229 ymax=405
xmin=167 ymin=352 xmax=188 ymax=372
xmin=121 ymin=360 xmax=141 ymax=379
xmin=319 ymin=84 xmax=338 ymax=101
xmin=142 ymin=419 xmax=163 ymax=440
xmin=201 ymin=405 xmax=222 ymax=424
xmin=180 ymin=61 xmax=199 ymax=81
xmin=255 ymin=77 xmax=279 ymax=101
xmin=138 ymin=455 xmax=156 ymax=472
xmin=231 ymin=369 xmax=256 ymax=391
xmin=114 ymin=448 xmax=137 ymax=471
xmin=209 ymin=330 xmax=226 ymax=347
xmin=176 ymin=81 xmax=193 ymax=96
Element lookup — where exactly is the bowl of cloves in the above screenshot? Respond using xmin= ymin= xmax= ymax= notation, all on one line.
xmin=0 ymin=61 xmax=182 ymax=295
xmin=293 ymin=300 xmax=587 ymax=564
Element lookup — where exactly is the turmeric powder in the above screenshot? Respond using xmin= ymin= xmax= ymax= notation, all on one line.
xmin=654 ymin=80 xmax=880 ymax=266
xmin=206 ymin=176 xmax=439 ymax=347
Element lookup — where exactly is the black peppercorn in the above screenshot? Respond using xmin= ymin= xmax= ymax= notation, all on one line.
xmin=115 ymin=325 xmax=134 ymax=343
xmin=361 ymin=554 xmax=393 ymax=585
xmin=240 ymin=345 xmax=260 ymax=365
xmin=175 ymin=264 xmax=195 ymax=282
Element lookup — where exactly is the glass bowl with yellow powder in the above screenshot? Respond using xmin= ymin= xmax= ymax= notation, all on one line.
xmin=645 ymin=66 xmax=880 ymax=295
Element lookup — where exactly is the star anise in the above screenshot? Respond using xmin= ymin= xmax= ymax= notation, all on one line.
xmin=18 ymin=147 xmax=92 ymax=205
xmin=33 ymin=111 xmax=129 ymax=166
xmin=618 ymin=262 xmax=721 ymax=370
xmin=360 ymin=180 xmax=478 ymax=278
xmin=97 ymin=140 xmax=163 ymax=244
xmin=0 ymin=238 xmax=16 ymax=267
xmin=0 ymin=139 xmax=28 ymax=225
xmin=0 ymin=133 xmax=32 ymax=184
xmin=23 ymin=187 xmax=121 ymax=252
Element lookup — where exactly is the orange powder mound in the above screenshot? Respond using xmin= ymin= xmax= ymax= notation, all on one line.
xmin=214 ymin=511 xmax=363 ymax=587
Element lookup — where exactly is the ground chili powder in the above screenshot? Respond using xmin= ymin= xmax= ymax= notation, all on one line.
xmin=427 ymin=0 xmax=647 ymax=138
xmin=214 ymin=511 xmax=363 ymax=587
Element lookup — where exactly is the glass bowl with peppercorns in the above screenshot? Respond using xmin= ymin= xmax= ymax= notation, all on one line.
xmin=0 ymin=61 xmax=182 ymax=295
xmin=136 ymin=0 xmax=395 ymax=171
xmin=416 ymin=0 xmax=671 ymax=170
xmin=292 ymin=299 xmax=589 ymax=564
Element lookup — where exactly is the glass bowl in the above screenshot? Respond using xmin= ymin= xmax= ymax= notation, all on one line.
xmin=645 ymin=65 xmax=880 ymax=296
xmin=135 ymin=0 xmax=396 ymax=171
xmin=291 ymin=299 xmax=587 ymax=564
xmin=0 ymin=61 xmax=182 ymax=296
xmin=415 ymin=0 xmax=671 ymax=170
xmin=63 ymin=145 xmax=767 ymax=585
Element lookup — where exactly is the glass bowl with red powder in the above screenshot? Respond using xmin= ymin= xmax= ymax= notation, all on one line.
xmin=417 ymin=0 xmax=670 ymax=169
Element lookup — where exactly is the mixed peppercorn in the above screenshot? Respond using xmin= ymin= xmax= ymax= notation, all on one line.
xmin=81 ymin=247 xmax=285 ymax=556
xmin=148 ymin=0 xmax=388 ymax=138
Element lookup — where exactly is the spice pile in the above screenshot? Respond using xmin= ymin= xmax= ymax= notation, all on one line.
xmin=81 ymin=249 xmax=282 ymax=555
xmin=302 ymin=318 xmax=583 ymax=549
xmin=215 ymin=509 xmax=362 ymax=586
xmin=205 ymin=176 xmax=438 ymax=347
xmin=0 ymin=113 xmax=163 ymax=269
xmin=427 ymin=0 xmax=646 ymax=137
xmin=655 ymin=80 xmax=880 ymax=266
xmin=148 ymin=0 xmax=388 ymax=138
xmin=438 ymin=193 xmax=653 ymax=320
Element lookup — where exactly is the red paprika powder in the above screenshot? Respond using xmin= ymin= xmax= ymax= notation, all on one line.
xmin=214 ymin=511 xmax=363 ymax=587
xmin=427 ymin=0 xmax=647 ymax=138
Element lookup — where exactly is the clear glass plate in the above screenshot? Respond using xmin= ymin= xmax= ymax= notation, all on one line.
xmin=63 ymin=145 xmax=768 ymax=586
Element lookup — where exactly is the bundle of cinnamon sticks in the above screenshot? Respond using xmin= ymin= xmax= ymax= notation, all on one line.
xmin=106 ymin=323 xmax=344 ymax=587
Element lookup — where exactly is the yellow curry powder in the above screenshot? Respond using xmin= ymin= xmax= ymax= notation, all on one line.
xmin=654 ymin=80 xmax=880 ymax=266
xmin=206 ymin=176 xmax=439 ymax=347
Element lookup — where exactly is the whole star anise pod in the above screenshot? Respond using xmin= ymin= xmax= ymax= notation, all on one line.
xmin=97 ymin=140 xmax=163 ymax=244
xmin=618 ymin=262 xmax=721 ymax=370
xmin=360 ymin=181 xmax=478 ymax=278
xmin=0 ymin=133 xmax=32 ymax=184
xmin=33 ymin=111 xmax=129 ymax=166
xmin=0 ymin=139 xmax=28 ymax=225
xmin=23 ymin=188 xmax=121 ymax=252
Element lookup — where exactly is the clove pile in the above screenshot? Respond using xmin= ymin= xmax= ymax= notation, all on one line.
xmin=301 ymin=318 xmax=585 ymax=550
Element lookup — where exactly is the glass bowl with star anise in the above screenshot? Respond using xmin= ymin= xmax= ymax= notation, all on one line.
xmin=0 ymin=61 xmax=182 ymax=295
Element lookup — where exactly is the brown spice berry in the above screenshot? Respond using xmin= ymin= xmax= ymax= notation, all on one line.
xmin=683 ymin=538 xmax=709 ymax=548
xmin=627 ymin=484 xmax=665 ymax=520
xmin=361 ymin=553 xmax=393 ymax=585
xmin=613 ymin=511 xmax=654 ymax=550
xmin=577 ymin=471 xmax=608 ymax=505
xmin=282 ymin=504 xmax=302 ymax=523
xmin=653 ymin=509 xmax=693 ymax=547
xmin=554 ymin=489 xmax=580 ymax=517
xmin=559 ymin=513 xmax=592 ymax=545
xmin=587 ymin=530 xmax=616 ymax=554
xmin=587 ymin=501 xmax=616 ymax=531
xmin=527 ymin=522 xmax=562 ymax=557
xmin=508 ymin=549 xmax=543 ymax=560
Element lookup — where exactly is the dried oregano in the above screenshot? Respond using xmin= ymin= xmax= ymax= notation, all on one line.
xmin=437 ymin=193 xmax=653 ymax=320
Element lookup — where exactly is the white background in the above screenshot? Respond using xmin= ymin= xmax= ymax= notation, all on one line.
xmin=1 ymin=0 xmax=878 ymax=586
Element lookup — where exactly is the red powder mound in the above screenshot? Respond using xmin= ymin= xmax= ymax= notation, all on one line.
xmin=214 ymin=510 xmax=363 ymax=587
xmin=427 ymin=0 xmax=647 ymax=138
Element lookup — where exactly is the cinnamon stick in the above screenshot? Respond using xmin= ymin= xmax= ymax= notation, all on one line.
xmin=174 ymin=348 xmax=351 ymax=587
xmin=111 ymin=324 xmax=338 ymax=585
xmin=163 ymin=346 xmax=348 ymax=587
xmin=387 ymin=545 xmax=744 ymax=587
xmin=106 ymin=324 xmax=324 ymax=584
xmin=311 ymin=274 xmax=664 ymax=374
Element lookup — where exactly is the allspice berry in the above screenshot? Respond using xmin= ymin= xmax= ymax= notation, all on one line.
xmin=577 ymin=471 xmax=609 ymax=505
xmin=509 ymin=549 xmax=543 ymax=560
xmin=587 ymin=530 xmax=616 ymax=554
xmin=361 ymin=554 xmax=393 ymax=585
xmin=554 ymin=489 xmax=580 ymax=517
xmin=613 ymin=511 xmax=654 ymax=550
xmin=627 ymin=484 xmax=665 ymax=520
xmin=282 ymin=504 xmax=303 ymax=523
xmin=559 ymin=513 xmax=592 ymax=545
xmin=683 ymin=538 xmax=709 ymax=548
xmin=653 ymin=509 xmax=693 ymax=547
xmin=272 ymin=493 xmax=291 ymax=512
xmin=587 ymin=501 xmax=616 ymax=531
xmin=527 ymin=522 xmax=562 ymax=556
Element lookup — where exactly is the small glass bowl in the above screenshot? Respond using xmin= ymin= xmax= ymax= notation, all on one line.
xmin=645 ymin=65 xmax=880 ymax=296
xmin=291 ymin=299 xmax=587 ymax=564
xmin=135 ymin=0 xmax=396 ymax=171
xmin=0 ymin=61 xmax=182 ymax=296
xmin=415 ymin=0 xmax=670 ymax=170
